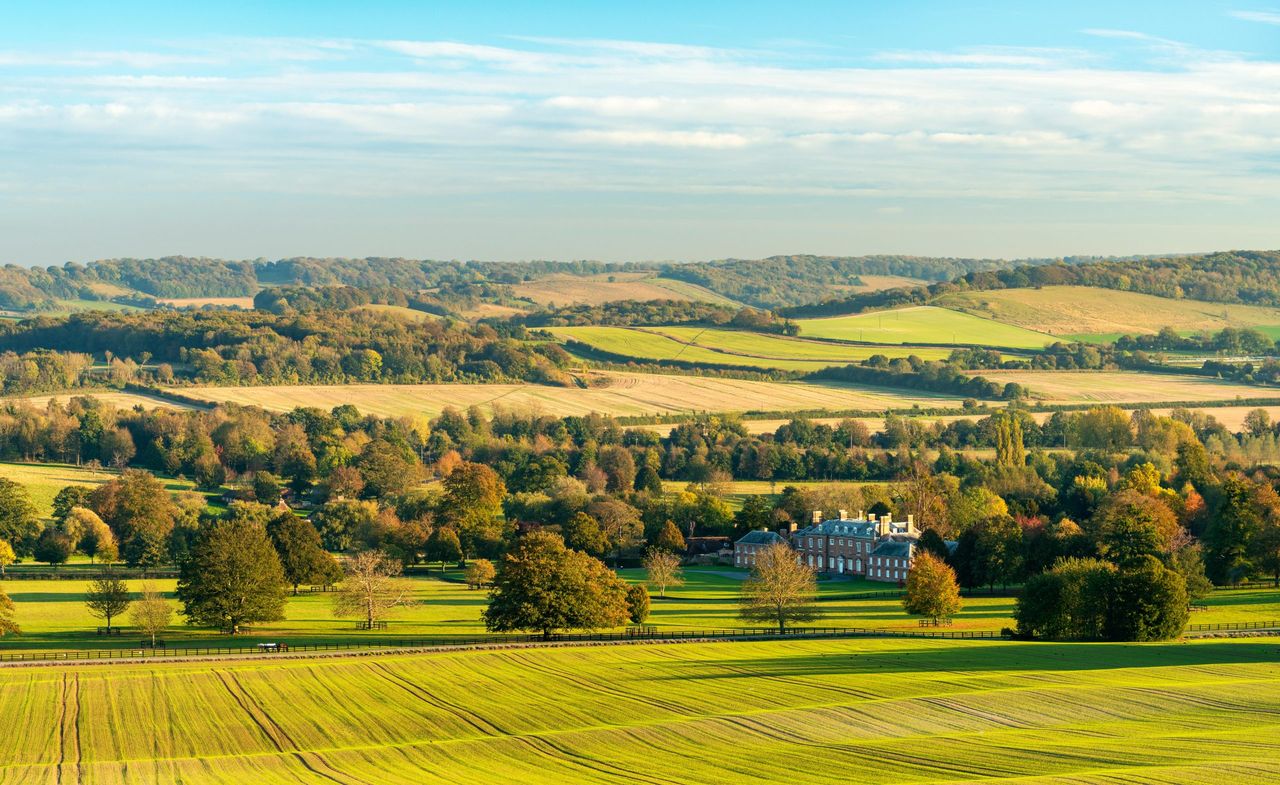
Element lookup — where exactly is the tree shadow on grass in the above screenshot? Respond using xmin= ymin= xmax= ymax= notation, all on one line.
xmin=661 ymin=639 xmax=1280 ymax=680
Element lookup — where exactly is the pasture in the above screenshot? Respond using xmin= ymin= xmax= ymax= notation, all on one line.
xmin=795 ymin=306 xmax=1057 ymax=350
xmin=641 ymin=326 xmax=955 ymax=363
xmin=0 ymin=568 xmax=1017 ymax=655
xmin=0 ymin=462 xmax=211 ymax=521
xmin=162 ymin=373 xmax=965 ymax=419
xmin=0 ymin=636 xmax=1277 ymax=783
xmin=937 ymin=286 xmax=1280 ymax=337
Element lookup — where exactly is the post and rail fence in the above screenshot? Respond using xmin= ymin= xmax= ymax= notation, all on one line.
xmin=0 ymin=625 xmax=1007 ymax=664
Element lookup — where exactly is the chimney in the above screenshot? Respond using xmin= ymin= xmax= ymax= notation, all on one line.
xmin=788 ymin=522 xmax=798 ymax=533
xmin=877 ymin=515 xmax=891 ymax=538
xmin=906 ymin=514 xmax=915 ymax=532
xmin=811 ymin=510 xmax=822 ymax=524
xmin=838 ymin=509 xmax=848 ymax=520
xmin=857 ymin=509 xmax=864 ymax=521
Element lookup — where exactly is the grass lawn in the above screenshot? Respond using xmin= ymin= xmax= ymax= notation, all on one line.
xmin=0 ymin=636 xmax=1277 ymax=782
xmin=0 ymin=461 xmax=217 ymax=521
xmin=795 ymin=305 xmax=1058 ymax=350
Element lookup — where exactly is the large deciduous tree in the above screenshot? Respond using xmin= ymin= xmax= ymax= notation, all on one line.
xmin=0 ymin=478 xmax=41 ymax=556
xmin=88 ymin=469 xmax=177 ymax=568
xmin=483 ymin=531 xmax=628 ymax=640
xmin=738 ymin=542 xmax=821 ymax=633
xmin=902 ymin=551 xmax=962 ymax=624
xmin=176 ymin=515 xmax=287 ymax=633
xmin=441 ymin=462 xmax=508 ymax=557
xmin=267 ymin=512 xmax=340 ymax=595
xmin=332 ymin=551 xmax=414 ymax=629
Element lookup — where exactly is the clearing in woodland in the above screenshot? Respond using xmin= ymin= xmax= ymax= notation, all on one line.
xmin=937 ymin=286 xmax=1280 ymax=339
xmin=0 ymin=637 xmax=1276 ymax=784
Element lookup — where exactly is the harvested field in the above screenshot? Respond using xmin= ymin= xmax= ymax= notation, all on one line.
xmin=972 ymin=370 xmax=1276 ymax=404
xmin=796 ymin=306 xmax=1058 ymax=350
xmin=937 ymin=286 xmax=1280 ymax=337
xmin=164 ymin=373 xmax=964 ymax=418
xmin=514 ymin=273 xmax=736 ymax=307
xmin=156 ymin=296 xmax=256 ymax=309
xmin=11 ymin=390 xmax=194 ymax=412
xmin=0 ymin=637 xmax=1277 ymax=783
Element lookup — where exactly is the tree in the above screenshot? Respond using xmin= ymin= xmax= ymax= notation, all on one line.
xmin=77 ymin=511 xmax=118 ymax=564
xmin=465 ymin=558 xmax=496 ymax=589
xmin=626 ymin=584 xmax=651 ymax=624
xmin=902 ymin=552 xmax=962 ymax=623
xmin=51 ymin=485 xmax=92 ymax=523
xmin=1101 ymin=556 xmax=1190 ymax=642
xmin=267 ymin=513 xmax=340 ymax=595
xmin=89 ymin=469 xmax=177 ymax=568
xmin=1172 ymin=542 xmax=1215 ymax=600
xmin=0 ymin=587 xmax=17 ymax=637
xmin=0 ymin=478 xmax=41 ymax=556
xmin=332 ymin=551 xmax=414 ymax=629
xmin=253 ymin=472 xmax=283 ymax=506
xmin=643 ymin=548 xmax=684 ymax=598
xmin=738 ymin=542 xmax=821 ymax=633
xmin=1205 ymin=475 xmax=1260 ymax=584
xmin=1244 ymin=408 xmax=1272 ymax=438
xmin=969 ymin=516 xmax=1024 ymax=590
xmin=84 ymin=570 xmax=131 ymax=633
xmin=441 ymin=462 xmax=507 ymax=557
xmin=1251 ymin=514 xmax=1280 ymax=587
xmin=34 ymin=529 xmax=72 ymax=566
xmin=483 ymin=531 xmax=629 ymax=640
xmin=587 ymin=497 xmax=643 ymax=562
xmin=312 ymin=498 xmax=378 ymax=552
xmin=176 ymin=516 xmax=287 ymax=634
xmin=0 ymin=540 xmax=14 ymax=577
xmin=425 ymin=527 xmax=462 ymax=571
xmin=130 ymin=582 xmax=172 ymax=646
xmin=562 ymin=512 xmax=608 ymax=557
xmin=1089 ymin=490 xmax=1180 ymax=565
xmin=994 ymin=412 xmax=1027 ymax=467
xmin=654 ymin=519 xmax=686 ymax=554
xmin=1015 ymin=558 xmax=1115 ymax=640
xmin=597 ymin=445 xmax=637 ymax=494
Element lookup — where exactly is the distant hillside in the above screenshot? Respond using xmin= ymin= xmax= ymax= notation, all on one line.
xmin=660 ymin=254 xmax=1078 ymax=309
xmin=781 ymin=250 xmax=1280 ymax=317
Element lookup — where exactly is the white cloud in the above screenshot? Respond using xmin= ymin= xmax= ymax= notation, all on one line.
xmin=1231 ymin=10 xmax=1280 ymax=24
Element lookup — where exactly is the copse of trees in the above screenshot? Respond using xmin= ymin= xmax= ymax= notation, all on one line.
xmin=1015 ymin=555 xmax=1188 ymax=641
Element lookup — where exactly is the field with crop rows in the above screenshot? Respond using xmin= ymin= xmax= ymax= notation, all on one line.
xmin=163 ymin=373 xmax=964 ymax=419
xmin=0 ymin=636 xmax=1277 ymax=783
xmin=641 ymin=326 xmax=955 ymax=363
xmin=795 ymin=306 xmax=1058 ymax=350
xmin=937 ymin=286 xmax=1280 ymax=338
xmin=972 ymin=370 xmax=1277 ymax=405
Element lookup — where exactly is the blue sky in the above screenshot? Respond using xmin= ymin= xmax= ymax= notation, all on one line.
xmin=1 ymin=1 xmax=1278 ymax=264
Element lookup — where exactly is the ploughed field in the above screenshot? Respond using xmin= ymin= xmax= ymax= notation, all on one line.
xmin=1 ymin=637 xmax=1277 ymax=783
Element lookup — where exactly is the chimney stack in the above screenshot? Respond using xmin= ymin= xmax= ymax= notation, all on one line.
xmin=906 ymin=514 xmax=915 ymax=532
xmin=811 ymin=510 xmax=822 ymax=524
xmin=788 ymin=522 xmax=798 ymax=533
xmin=838 ymin=509 xmax=848 ymax=520
xmin=877 ymin=515 xmax=891 ymax=538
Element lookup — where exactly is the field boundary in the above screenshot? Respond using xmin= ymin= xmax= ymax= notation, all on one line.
xmin=0 ymin=625 xmax=1007 ymax=666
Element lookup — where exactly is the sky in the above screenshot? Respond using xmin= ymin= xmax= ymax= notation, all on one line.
xmin=1 ymin=1 xmax=1278 ymax=265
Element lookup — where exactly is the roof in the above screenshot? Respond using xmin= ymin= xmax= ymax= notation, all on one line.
xmin=870 ymin=540 xmax=914 ymax=559
xmin=793 ymin=519 xmax=878 ymax=539
xmin=736 ymin=530 xmax=785 ymax=546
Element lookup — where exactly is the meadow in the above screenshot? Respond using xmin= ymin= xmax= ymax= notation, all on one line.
xmin=162 ymin=373 xmax=965 ymax=419
xmin=3 ymin=565 xmax=1275 ymax=656
xmin=0 ymin=636 xmax=1277 ymax=783
xmin=795 ymin=306 xmax=1058 ymax=350
xmin=937 ymin=286 xmax=1280 ymax=338
xmin=0 ymin=462 xmax=212 ymax=520
xmin=640 ymin=326 xmax=955 ymax=363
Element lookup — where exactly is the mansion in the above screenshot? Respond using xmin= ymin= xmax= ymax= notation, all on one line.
xmin=733 ymin=510 xmax=928 ymax=583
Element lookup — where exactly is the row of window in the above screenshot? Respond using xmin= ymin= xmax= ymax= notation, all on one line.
xmin=803 ymin=537 xmax=870 ymax=552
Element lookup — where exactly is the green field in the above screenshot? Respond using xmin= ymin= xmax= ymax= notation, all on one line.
xmin=552 ymin=325 xmax=951 ymax=371
xmin=4 ymin=564 xmax=1277 ymax=657
xmin=0 ymin=462 xmax=214 ymax=521
xmin=0 ymin=636 xmax=1277 ymax=783
xmin=796 ymin=306 xmax=1058 ymax=350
